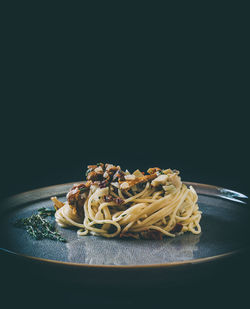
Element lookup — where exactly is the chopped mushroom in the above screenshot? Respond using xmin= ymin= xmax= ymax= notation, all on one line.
xmin=151 ymin=175 xmax=169 ymax=187
xmin=105 ymin=164 xmax=114 ymax=171
xmin=125 ymin=174 xmax=136 ymax=180
xmin=94 ymin=166 xmax=103 ymax=173
xmin=119 ymin=174 xmax=157 ymax=190
xmin=65 ymin=163 xmax=180 ymax=219
xmin=133 ymin=169 xmax=144 ymax=178
xmin=168 ymin=173 xmax=182 ymax=189
xmin=51 ymin=197 xmax=65 ymax=210
xmin=120 ymin=182 xmax=129 ymax=190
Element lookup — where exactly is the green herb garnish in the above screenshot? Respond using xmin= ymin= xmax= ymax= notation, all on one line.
xmin=79 ymin=187 xmax=87 ymax=193
xmin=38 ymin=207 xmax=56 ymax=216
xmin=14 ymin=207 xmax=66 ymax=242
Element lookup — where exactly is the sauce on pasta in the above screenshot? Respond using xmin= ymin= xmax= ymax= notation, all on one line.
xmin=51 ymin=163 xmax=201 ymax=239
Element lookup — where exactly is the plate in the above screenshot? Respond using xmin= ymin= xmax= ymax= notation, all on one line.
xmin=0 ymin=181 xmax=249 ymax=285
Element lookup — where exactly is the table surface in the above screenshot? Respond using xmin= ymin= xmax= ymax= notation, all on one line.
xmin=1 ymin=248 xmax=249 ymax=308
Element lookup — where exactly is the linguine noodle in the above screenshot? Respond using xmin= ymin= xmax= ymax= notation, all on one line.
xmin=51 ymin=164 xmax=201 ymax=239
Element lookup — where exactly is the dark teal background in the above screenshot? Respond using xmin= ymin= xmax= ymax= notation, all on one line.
xmin=0 ymin=3 xmax=249 ymax=308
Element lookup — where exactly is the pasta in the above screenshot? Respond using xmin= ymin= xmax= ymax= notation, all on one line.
xmin=51 ymin=163 xmax=201 ymax=239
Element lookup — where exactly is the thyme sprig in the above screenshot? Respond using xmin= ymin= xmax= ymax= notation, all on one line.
xmin=14 ymin=207 xmax=66 ymax=242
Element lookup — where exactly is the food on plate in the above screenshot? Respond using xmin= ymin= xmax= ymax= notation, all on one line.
xmin=51 ymin=163 xmax=201 ymax=239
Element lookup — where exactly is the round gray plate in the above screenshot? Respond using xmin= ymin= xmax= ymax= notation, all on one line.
xmin=0 ymin=182 xmax=249 ymax=275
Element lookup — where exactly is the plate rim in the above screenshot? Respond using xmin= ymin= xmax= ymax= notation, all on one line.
xmin=0 ymin=181 xmax=249 ymax=269
xmin=1 ymin=246 xmax=249 ymax=269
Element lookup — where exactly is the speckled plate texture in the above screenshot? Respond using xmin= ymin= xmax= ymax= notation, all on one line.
xmin=0 ymin=182 xmax=249 ymax=285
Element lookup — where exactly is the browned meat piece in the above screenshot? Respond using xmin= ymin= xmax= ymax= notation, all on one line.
xmin=103 ymin=195 xmax=114 ymax=202
xmin=87 ymin=171 xmax=104 ymax=181
xmin=85 ymin=163 xmax=127 ymax=185
xmin=120 ymin=232 xmax=140 ymax=239
xmin=140 ymin=230 xmax=163 ymax=240
xmin=66 ymin=182 xmax=90 ymax=216
xmin=147 ymin=167 xmax=162 ymax=174
xmin=87 ymin=164 xmax=98 ymax=170
xmin=103 ymin=195 xmax=124 ymax=204
xmin=87 ymin=163 xmax=104 ymax=171
xmin=103 ymin=165 xmax=121 ymax=181
xmin=96 ymin=180 xmax=108 ymax=188
xmin=170 ymin=223 xmax=183 ymax=233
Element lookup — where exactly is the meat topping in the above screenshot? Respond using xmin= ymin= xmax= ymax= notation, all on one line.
xmin=170 ymin=223 xmax=183 ymax=233
xmin=103 ymin=195 xmax=124 ymax=204
xmin=140 ymin=230 xmax=163 ymax=240
xmin=120 ymin=232 xmax=140 ymax=239
xmin=67 ymin=163 xmax=180 ymax=219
